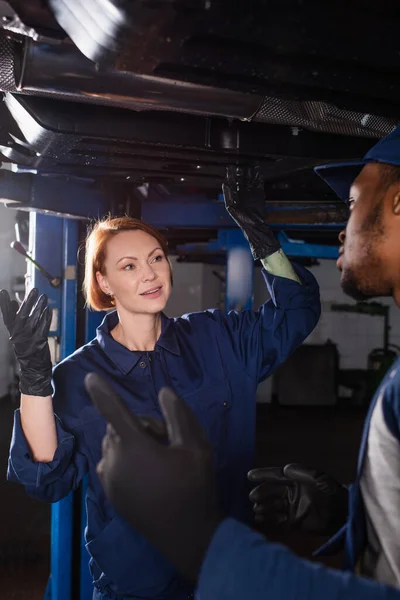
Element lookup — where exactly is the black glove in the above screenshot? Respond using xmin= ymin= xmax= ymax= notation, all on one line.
xmin=85 ymin=372 xmax=223 ymax=583
xmin=222 ymin=165 xmax=281 ymax=260
xmin=248 ymin=464 xmax=348 ymax=536
xmin=0 ymin=288 xmax=53 ymax=397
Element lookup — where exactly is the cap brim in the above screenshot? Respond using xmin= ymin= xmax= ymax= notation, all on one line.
xmin=314 ymin=160 xmax=368 ymax=202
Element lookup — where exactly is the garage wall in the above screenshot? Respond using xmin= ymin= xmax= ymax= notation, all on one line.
xmin=165 ymin=257 xmax=224 ymax=316
xmin=305 ymin=260 xmax=399 ymax=370
xmin=253 ymin=259 xmax=399 ymax=370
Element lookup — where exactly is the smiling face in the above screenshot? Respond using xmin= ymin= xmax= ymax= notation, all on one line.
xmin=337 ymin=162 xmax=400 ymax=303
xmin=96 ymin=229 xmax=172 ymax=315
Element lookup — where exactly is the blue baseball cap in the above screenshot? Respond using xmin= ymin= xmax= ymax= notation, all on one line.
xmin=314 ymin=124 xmax=400 ymax=202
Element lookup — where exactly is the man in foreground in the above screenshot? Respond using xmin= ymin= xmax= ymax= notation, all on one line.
xmin=249 ymin=125 xmax=400 ymax=587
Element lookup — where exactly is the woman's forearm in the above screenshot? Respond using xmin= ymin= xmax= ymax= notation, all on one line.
xmin=20 ymin=394 xmax=58 ymax=462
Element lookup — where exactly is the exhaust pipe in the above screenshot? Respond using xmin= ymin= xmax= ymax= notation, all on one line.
xmin=0 ymin=33 xmax=395 ymax=139
xmin=0 ymin=33 xmax=263 ymax=119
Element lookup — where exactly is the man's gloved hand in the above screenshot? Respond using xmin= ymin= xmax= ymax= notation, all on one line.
xmin=248 ymin=464 xmax=348 ymax=536
xmin=84 ymin=372 xmax=223 ymax=583
xmin=222 ymin=165 xmax=281 ymax=260
xmin=0 ymin=288 xmax=53 ymax=397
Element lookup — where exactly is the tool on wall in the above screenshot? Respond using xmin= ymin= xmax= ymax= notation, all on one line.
xmin=10 ymin=240 xmax=61 ymax=288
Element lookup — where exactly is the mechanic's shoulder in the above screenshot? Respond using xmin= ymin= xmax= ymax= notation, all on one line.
xmin=377 ymin=359 xmax=400 ymax=428
xmin=381 ymin=359 xmax=400 ymax=395
xmin=53 ymin=338 xmax=99 ymax=379
xmin=172 ymin=308 xmax=226 ymax=330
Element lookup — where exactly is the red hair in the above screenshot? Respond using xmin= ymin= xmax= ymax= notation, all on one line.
xmin=83 ymin=216 xmax=171 ymax=311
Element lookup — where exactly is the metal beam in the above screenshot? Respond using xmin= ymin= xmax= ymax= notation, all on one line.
xmin=276 ymin=232 xmax=339 ymax=259
xmin=0 ymin=170 xmax=348 ymax=228
xmin=0 ymin=171 xmax=107 ymax=218
xmin=141 ymin=198 xmax=347 ymax=229
xmin=176 ymin=231 xmax=339 ymax=261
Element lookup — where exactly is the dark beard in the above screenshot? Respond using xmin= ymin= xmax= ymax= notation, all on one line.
xmin=340 ymin=268 xmax=375 ymax=301
xmin=341 ymin=263 xmax=391 ymax=301
xmin=341 ymin=201 xmax=388 ymax=301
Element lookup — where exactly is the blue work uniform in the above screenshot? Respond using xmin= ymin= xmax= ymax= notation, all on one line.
xmin=7 ymin=264 xmax=320 ymax=600
xmin=316 ymin=356 xmax=400 ymax=584
xmin=198 ymin=518 xmax=400 ymax=600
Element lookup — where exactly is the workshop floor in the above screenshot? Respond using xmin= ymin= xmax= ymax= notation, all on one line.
xmin=0 ymin=397 xmax=50 ymax=600
xmin=0 ymin=564 xmax=49 ymax=600
xmin=0 ymin=400 xmax=366 ymax=599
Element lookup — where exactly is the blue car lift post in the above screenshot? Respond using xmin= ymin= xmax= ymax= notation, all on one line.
xmin=28 ymin=214 xmax=78 ymax=600
xmin=31 ymin=211 xmax=104 ymax=600
xmin=13 ymin=181 xmax=342 ymax=600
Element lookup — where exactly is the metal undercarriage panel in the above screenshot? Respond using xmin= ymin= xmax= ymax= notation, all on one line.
xmin=0 ymin=0 xmax=398 ymax=246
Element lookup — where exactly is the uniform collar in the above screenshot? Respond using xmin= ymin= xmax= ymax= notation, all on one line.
xmin=96 ymin=311 xmax=180 ymax=375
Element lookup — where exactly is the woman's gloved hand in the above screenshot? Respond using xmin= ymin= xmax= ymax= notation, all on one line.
xmin=222 ymin=165 xmax=281 ymax=260
xmin=0 ymin=288 xmax=53 ymax=396
xmin=248 ymin=464 xmax=349 ymax=536
xmin=85 ymin=372 xmax=223 ymax=583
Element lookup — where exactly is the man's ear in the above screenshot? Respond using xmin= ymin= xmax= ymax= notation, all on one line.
xmin=393 ymin=190 xmax=400 ymax=215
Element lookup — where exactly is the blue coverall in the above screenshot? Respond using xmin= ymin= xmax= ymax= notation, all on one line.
xmin=198 ymin=518 xmax=400 ymax=600
xmin=316 ymin=356 xmax=400 ymax=575
xmin=7 ymin=264 xmax=320 ymax=600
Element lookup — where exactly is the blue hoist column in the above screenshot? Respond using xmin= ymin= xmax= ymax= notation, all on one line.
xmin=80 ymin=309 xmax=105 ymax=600
xmin=28 ymin=213 xmax=78 ymax=600
xmin=220 ymin=229 xmax=254 ymax=312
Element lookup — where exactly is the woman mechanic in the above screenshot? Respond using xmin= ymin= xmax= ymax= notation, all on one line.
xmin=1 ymin=166 xmax=320 ymax=600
